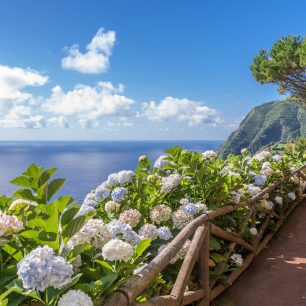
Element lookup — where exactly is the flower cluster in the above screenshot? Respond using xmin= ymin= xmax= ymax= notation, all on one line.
xmin=17 ymin=246 xmax=73 ymax=291
xmin=161 ymin=173 xmax=181 ymax=193
xmin=230 ymin=253 xmax=243 ymax=267
xmin=102 ymin=239 xmax=134 ymax=262
xmin=0 ymin=211 xmax=23 ymax=237
xmin=66 ymin=219 xmax=111 ymax=250
xmin=150 ymin=204 xmax=172 ymax=224
xmin=202 ymin=150 xmax=217 ymax=159
xmin=58 ymin=290 xmax=93 ymax=306
xmin=119 ymin=209 xmax=141 ymax=228
xmin=111 ymin=187 xmax=128 ymax=202
xmin=154 ymin=155 xmax=170 ymax=169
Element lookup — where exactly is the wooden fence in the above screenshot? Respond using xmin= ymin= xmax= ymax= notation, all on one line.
xmin=103 ymin=165 xmax=306 ymax=306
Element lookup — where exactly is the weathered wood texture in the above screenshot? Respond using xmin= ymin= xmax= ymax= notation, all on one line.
xmin=103 ymin=165 xmax=306 ymax=306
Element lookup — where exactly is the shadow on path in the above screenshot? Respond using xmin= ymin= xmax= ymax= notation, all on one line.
xmin=213 ymin=201 xmax=306 ymax=306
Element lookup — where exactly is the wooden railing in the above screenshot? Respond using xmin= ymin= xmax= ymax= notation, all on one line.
xmin=103 ymin=165 xmax=306 ymax=306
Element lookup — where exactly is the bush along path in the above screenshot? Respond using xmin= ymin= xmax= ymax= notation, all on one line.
xmin=0 ymin=138 xmax=305 ymax=305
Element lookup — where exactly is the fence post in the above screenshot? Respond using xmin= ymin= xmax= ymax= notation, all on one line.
xmin=198 ymin=222 xmax=210 ymax=306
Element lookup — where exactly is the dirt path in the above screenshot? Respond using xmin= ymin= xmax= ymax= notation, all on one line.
xmin=213 ymin=201 xmax=306 ymax=306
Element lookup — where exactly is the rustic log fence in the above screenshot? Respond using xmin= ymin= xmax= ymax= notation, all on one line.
xmin=103 ymin=165 xmax=306 ymax=306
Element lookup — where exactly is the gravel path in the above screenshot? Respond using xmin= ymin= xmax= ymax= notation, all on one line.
xmin=213 ymin=200 xmax=306 ymax=306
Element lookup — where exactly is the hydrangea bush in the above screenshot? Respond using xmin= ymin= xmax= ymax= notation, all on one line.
xmin=0 ymin=138 xmax=305 ymax=305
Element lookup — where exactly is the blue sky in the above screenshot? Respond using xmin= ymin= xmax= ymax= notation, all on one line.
xmin=0 ymin=0 xmax=305 ymax=140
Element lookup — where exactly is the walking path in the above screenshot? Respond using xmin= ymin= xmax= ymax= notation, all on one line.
xmin=213 ymin=200 xmax=306 ymax=306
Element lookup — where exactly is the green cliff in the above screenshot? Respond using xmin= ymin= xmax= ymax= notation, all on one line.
xmin=218 ymin=100 xmax=306 ymax=158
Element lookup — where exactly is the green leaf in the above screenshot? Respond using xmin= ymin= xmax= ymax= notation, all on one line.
xmin=10 ymin=176 xmax=32 ymax=188
xmin=61 ymin=205 xmax=80 ymax=226
xmin=62 ymin=216 xmax=86 ymax=238
xmin=209 ymin=236 xmax=222 ymax=251
xmin=38 ymin=168 xmax=57 ymax=187
xmin=43 ymin=178 xmax=66 ymax=202
xmin=19 ymin=230 xmax=39 ymax=240
xmin=210 ymin=253 xmax=225 ymax=263
xmin=134 ymin=239 xmax=151 ymax=258
xmin=12 ymin=189 xmax=36 ymax=201
xmin=0 ymin=298 xmax=8 ymax=306
xmin=0 ymin=287 xmax=22 ymax=301
xmin=23 ymin=163 xmax=42 ymax=180
xmin=94 ymin=260 xmax=113 ymax=273
xmin=98 ymin=273 xmax=118 ymax=294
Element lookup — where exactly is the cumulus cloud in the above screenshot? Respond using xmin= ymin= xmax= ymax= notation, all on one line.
xmin=43 ymin=81 xmax=134 ymax=121
xmin=47 ymin=116 xmax=69 ymax=128
xmin=0 ymin=65 xmax=48 ymax=112
xmin=0 ymin=105 xmax=45 ymax=128
xmin=61 ymin=27 xmax=116 ymax=74
xmin=142 ymin=97 xmax=220 ymax=126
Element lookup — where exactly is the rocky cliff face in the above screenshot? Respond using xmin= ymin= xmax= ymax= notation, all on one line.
xmin=217 ymin=100 xmax=306 ymax=158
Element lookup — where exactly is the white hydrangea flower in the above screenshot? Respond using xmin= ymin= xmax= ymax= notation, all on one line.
xmin=195 ymin=202 xmax=208 ymax=212
xmin=119 ymin=209 xmax=141 ymax=228
xmin=261 ymin=167 xmax=274 ymax=176
xmin=157 ymin=226 xmax=172 ymax=240
xmin=253 ymin=151 xmax=271 ymax=161
xmin=66 ymin=219 xmax=111 ymax=250
xmin=288 ymin=192 xmax=296 ymax=201
xmin=105 ymin=201 xmax=120 ymax=213
xmin=230 ymin=253 xmax=243 ymax=267
xmin=9 ymin=199 xmax=38 ymax=212
xmin=117 ymin=170 xmax=135 ymax=184
xmin=261 ymin=199 xmax=274 ymax=210
xmin=202 ymin=150 xmax=217 ymax=159
xmin=138 ymin=155 xmax=148 ymax=162
xmin=150 ymin=204 xmax=172 ymax=224
xmin=220 ymin=167 xmax=240 ymax=178
xmin=241 ymin=148 xmax=248 ymax=154
xmin=17 ymin=246 xmax=73 ymax=291
xmin=246 ymin=184 xmax=262 ymax=196
xmin=249 ymin=227 xmax=257 ymax=236
xmin=107 ymin=173 xmax=119 ymax=186
xmin=102 ymin=239 xmax=134 ymax=262
xmin=154 ymin=155 xmax=170 ymax=169
xmin=272 ymin=154 xmax=282 ymax=162
xmin=172 ymin=209 xmax=193 ymax=229
xmin=58 ymin=290 xmax=93 ymax=306
xmin=139 ymin=224 xmax=158 ymax=240
xmin=161 ymin=173 xmax=181 ymax=193
xmin=275 ymin=196 xmax=283 ymax=205
xmin=0 ymin=211 xmax=23 ymax=237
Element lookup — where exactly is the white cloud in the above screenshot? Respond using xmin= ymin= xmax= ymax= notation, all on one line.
xmin=0 ymin=65 xmax=48 ymax=112
xmin=142 ymin=96 xmax=220 ymax=126
xmin=47 ymin=116 xmax=69 ymax=128
xmin=43 ymin=82 xmax=134 ymax=121
xmin=61 ymin=27 xmax=116 ymax=74
xmin=0 ymin=105 xmax=45 ymax=128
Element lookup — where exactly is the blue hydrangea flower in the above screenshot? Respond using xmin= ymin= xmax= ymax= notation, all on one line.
xmin=111 ymin=187 xmax=128 ymax=202
xmin=182 ymin=203 xmax=199 ymax=215
xmin=157 ymin=226 xmax=173 ymax=240
xmin=94 ymin=185 xmax=110 ymax=202
xmin=107 ymin=173 xmax=119 ymax=186
xmin=17 ymin=246 xmax=73 ymax=291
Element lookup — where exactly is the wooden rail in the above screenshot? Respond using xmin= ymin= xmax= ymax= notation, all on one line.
xmin=103 ymin=165 xmax=306 ymax=306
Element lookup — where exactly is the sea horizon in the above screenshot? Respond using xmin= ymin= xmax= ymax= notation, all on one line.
xmin=0 ymin=140 xmax=223 ymax=201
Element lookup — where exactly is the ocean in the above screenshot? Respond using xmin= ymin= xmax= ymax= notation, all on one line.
xmin=0 ymin=140 xmax=223 ymax=202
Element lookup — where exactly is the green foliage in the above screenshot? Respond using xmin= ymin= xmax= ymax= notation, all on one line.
xmin=0 ymin=141 xmax=304 ymax=305
xmin=250 ymin=35 xmax=306 ymax=103
xmin=217 ymin=100 xmax=306 ymax=158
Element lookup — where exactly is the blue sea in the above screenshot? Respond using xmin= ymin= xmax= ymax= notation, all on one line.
xmin=0 ymin=140 xmax=223 ymax=202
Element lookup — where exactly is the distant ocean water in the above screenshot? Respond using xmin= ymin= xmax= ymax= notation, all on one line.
xmin=0 ymin=140 xmax=223 ymax=201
